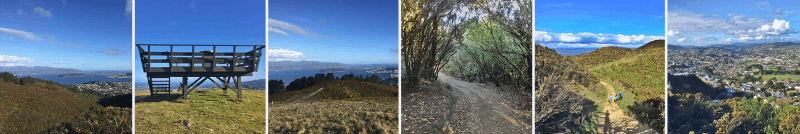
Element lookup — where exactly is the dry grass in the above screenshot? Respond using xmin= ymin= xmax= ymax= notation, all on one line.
xmin=269 ymin=98 xmax=398 ymax=133
xmin=134 ymin=88 xmax=266 ymax=133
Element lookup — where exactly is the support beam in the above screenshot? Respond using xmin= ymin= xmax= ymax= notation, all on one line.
xmin=207 ymin=78 xmax=224 ymax=89
xmin=236 ymin=76 xmax=242 ymax=100
xmin=182 ymin=77 xmax=188 ymax=100
xmin=188 ymin=77 xmax=208 ymax=94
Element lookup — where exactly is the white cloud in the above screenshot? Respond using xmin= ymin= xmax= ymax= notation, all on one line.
xmin=535 ymin=31 xmax=664 ymax=48
xmin=45 ymin=35 xmax=83 ymax=47
xmin=677 ymin=38 xmax=686 ymax=43
xmin=125 ymin=0 xmax=132 ymax=15
xmin=33 ymin=7 xmax=51 ymax=18
xmin=0 ymin=27 xmax=42 ymax=41
xmin=726 ymin=19 xmax=796 ymax=40
xmin=0 ymin=55 xmax=34 ymax=66
xmin=53 ymin=61 xmax=63 ymax=64
xmin=17 ymin=9 xmax=23 ymax=16
xmin=669 ymin=9 xmax=799 ymax=44
xmin=89 ymin=46 xmax=126 ymax=56
xmin=269 ymin=19 xmax=336 ymax=38
xmin=268 ymin=48 xmax=314 ymax=61
xmin=269 ymin=28 xmax=288 ymax=35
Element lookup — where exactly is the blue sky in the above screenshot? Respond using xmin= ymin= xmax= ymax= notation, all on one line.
xmin=536 ymin=0 xmax=665 ymax=48
xmin=268 ymin=0 xmax=399 ymax=64
xmin=669 ymin=0 xmax=800 ymax=46
xmin=135 ymin=0 xmax=265 ymax=82
xmin=0 ymin=0 xmax=131 ymax=70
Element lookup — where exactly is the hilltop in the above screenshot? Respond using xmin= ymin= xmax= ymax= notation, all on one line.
xmin=269 ymin=80 xmax=398 ymax=133
xmin=135 ymin=89 xmax=266 ymax=133
xmin=0 ymin=72 xmax=130 ymax=133
xmin=535 ymin=44 xmax=597 ymax=87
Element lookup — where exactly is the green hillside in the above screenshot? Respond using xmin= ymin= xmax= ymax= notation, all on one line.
xmin=591 ymin=42 xmax=665 ymax=100
xmin=535 ymin=44 xmax=598 ymax=88
xmin=0 ymin=72 xmax=131 ymax=133
xmin=268 ymin=80 xmax=398 ymax=133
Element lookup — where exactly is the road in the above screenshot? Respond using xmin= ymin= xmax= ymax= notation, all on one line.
xmin=437 ymin=72 xmax=531 ymax=133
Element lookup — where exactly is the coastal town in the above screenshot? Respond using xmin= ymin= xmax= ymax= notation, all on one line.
xmin=668 ymin=43 xmax=800 ymax=107
xmin=58 ymin=72 xmax=132 ymax=78
xmin=66 ymin=81 xmax=132 ymax=97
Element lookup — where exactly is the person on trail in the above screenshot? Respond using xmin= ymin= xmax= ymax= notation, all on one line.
xmin=614 ymin=95 xmax=618 ymax=103
xmin=620 ymin=91 xmax=624 ymax=99
xmin=608 ymin=95 xmax=612 ymax=103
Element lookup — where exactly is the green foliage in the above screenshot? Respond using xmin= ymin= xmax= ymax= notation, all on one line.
xmin=591 ymin=41 xmax=665 ymax=101
xmin=535 ymin=45 xmax=598 ymax=88
xmin=444 ymin=19 xmax=531 ymax=90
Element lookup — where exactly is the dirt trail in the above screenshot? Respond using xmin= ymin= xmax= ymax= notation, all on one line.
xmin=594 ymin=82 xmax=655 ymax=134
xmin=437 ymin=72 xmax=531 ymax=133
xmin=285 ymin=88 xmax=324 ymax=103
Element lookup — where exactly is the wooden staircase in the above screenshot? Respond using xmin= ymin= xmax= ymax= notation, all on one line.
xmin=148 ymin=77 xmax=171 ymax=95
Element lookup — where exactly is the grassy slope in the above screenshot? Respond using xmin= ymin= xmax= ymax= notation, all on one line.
xmin=135 ymin=89 xmax=266 ymax=133
xmin=586 ymin=42 xmax=666 ymax=102
xmin=268 ymin=80 xmax=398 ymax=133
xmin=0 ymin=81 xmax=98 ymax=133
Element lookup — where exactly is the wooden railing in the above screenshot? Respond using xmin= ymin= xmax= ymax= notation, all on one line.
xmin=136 ymin=44 xmax=265 ymax=73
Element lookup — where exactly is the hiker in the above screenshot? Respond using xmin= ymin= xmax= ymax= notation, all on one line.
xmin=614 ymin=95 xmax=618 ymax=103
xmin=608 ymin=95 xmax=612 ymax=103
xmin=620 ymin=91 xmax=624 ymax=99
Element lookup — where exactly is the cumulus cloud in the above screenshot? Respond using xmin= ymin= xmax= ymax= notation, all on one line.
xmin=726 ymin=19 xmax=797 ymax=41
xmin=0 ymin=27 xmax=42 ymax=41
xmin=669 ymin=9 xmax=798 ymax=44
xmin=535 ymin=31 xmax=664 ymax=48
xmin=268 ymin=48 xmax=315 ymax=61
xmin=17 ymin=9 xmax=23 ymax=16
xmin=269 ymin=19 xmax=336 ymax=38
xmin=677 ymin=38 xmax=687 ymax=43
xmin=33 ymin=7 xmax=51 ymax=18
xmin=0 ymin=55 xmax=34 ymax=66
xmin=89 ymin=46 xmax=126 ymax=56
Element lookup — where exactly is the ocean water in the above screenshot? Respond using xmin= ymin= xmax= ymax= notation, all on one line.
xmin=16 ymin=72 xmax=132 ymax=85
xmin=269 ymin=65 xmax=397 ymax=83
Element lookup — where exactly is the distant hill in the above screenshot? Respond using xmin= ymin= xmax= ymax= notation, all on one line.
xmin=0 ymin=66 xmax=82 ymax=74
xmin=570 ymin=46 xmax=636 ymax=68
xmin=269 ymin=80 xmax=398 ymax=103
xmin=535 ymin=44 xmax=597 ymax=88
xmin=241 ymin=79 xmax=266 ymax=90
xmin=269 ymin=61 xmax=352 ymax=70
xmin=636 ymin=40 xmax=665 ymax=50
xmin=552 ymin=47 xmax=600 ymax=56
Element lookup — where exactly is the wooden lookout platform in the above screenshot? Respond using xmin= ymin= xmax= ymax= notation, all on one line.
xmin=136 ymin=44 xmax=265 ymax=100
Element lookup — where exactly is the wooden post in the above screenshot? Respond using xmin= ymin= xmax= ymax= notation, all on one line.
xmin=191 ymin=46 xmax=195 ymax=72
xmin=182 ymin=77 xmax=188 ymax=100
xmin=236 ymin=76 xmax=242 ymax=100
